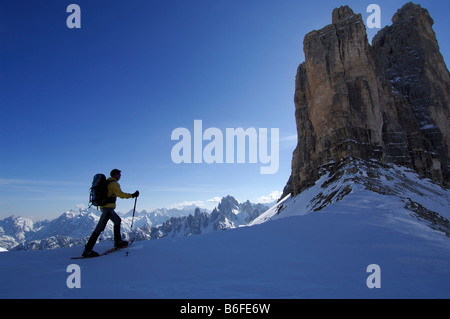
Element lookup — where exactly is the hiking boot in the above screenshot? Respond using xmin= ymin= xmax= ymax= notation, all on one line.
xmin=82 ymin=249 xmax=100 ymax=258
xmin=114 ymin=240 xmax=128 ymax=249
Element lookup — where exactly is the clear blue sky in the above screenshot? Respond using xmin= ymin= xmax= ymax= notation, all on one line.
xmin=1 ymin=0 xmax=449 ymax=220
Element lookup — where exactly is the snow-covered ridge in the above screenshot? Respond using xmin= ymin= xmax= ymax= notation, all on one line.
xmin=252 ymin=158 xmax=450 ymax=240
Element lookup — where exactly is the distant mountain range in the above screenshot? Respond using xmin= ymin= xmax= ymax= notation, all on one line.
xmin=0 ymin=196 xmax=270 ymax=251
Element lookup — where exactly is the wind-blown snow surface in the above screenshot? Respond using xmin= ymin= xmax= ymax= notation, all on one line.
xmin=1 ymin=165 xmax=449 ymax=298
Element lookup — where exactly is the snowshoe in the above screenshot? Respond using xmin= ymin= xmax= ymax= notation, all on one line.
xmin=82 ymin=250 xmax=100 ymax=258
xmin=114 ymin=240 xmax=129 ymax=249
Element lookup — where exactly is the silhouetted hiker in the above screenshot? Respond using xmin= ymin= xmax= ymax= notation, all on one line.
xmin=82 ymin=169 xmax=139 ymax=257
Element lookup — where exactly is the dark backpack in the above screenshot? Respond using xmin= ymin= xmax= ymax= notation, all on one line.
xmin=89 ymin=174 xmax=115 ymax=208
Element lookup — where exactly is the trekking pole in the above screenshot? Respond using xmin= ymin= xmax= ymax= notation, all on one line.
xmin=130 ymin=196 xmax=138 ymax=231
xmin=126 ymin=196 xmax=138 ymax=257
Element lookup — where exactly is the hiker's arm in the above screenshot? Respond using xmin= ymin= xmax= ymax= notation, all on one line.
xmin=110 ymin=182 xmax=133 ymax=199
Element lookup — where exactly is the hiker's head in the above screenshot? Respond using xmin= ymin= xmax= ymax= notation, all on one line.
xmin=110 ymin=169 xmax=122 ymax=181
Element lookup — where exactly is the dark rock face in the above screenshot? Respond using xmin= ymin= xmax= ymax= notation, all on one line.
xmin=283 ymin=3 xmax=449 ymax=198
xmin=372 ymin=2 xmax=450 ymax=184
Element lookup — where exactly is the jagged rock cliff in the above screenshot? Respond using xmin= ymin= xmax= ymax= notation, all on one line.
xmin=283 ymin=2 xmax=449 ymax=198
xmin=372 ymin=2 xmax=450 ymax=183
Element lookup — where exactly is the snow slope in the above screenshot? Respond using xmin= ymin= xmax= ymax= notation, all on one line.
xmin=1 ymin=162 xmax=449 ymax=299
xmin=1 ymin=195 xmax=450 ymax=298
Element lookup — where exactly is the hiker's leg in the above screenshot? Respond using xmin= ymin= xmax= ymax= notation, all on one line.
xmin=84 ymin=230 xmax=100 ymax=252
xmin=94 ymin=207 xmax=113 ymax=233
xmin=85 ymin=208 xmax=112 ymax=251
xmin=110 ymin=210 xmax=123 ymax=244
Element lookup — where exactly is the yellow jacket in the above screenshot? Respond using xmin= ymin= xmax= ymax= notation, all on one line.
xmin=101 ymin=177 xmax=133 ymax=208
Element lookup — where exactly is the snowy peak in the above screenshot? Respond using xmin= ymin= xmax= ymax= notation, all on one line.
xmin=31 ymin=209 xmax=100 ymax=241
xmin=0 ymin=216 xmax=36 ymax=238
xmin=212 ymin=196 xmax=268 ymax=229
xmin=217 ymin=195 xmax=240 ymax=213
xmin=150 ymin=196 xmax=268 ymax=239
xmin=0 ymin=216 xmax=38 ymax=248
